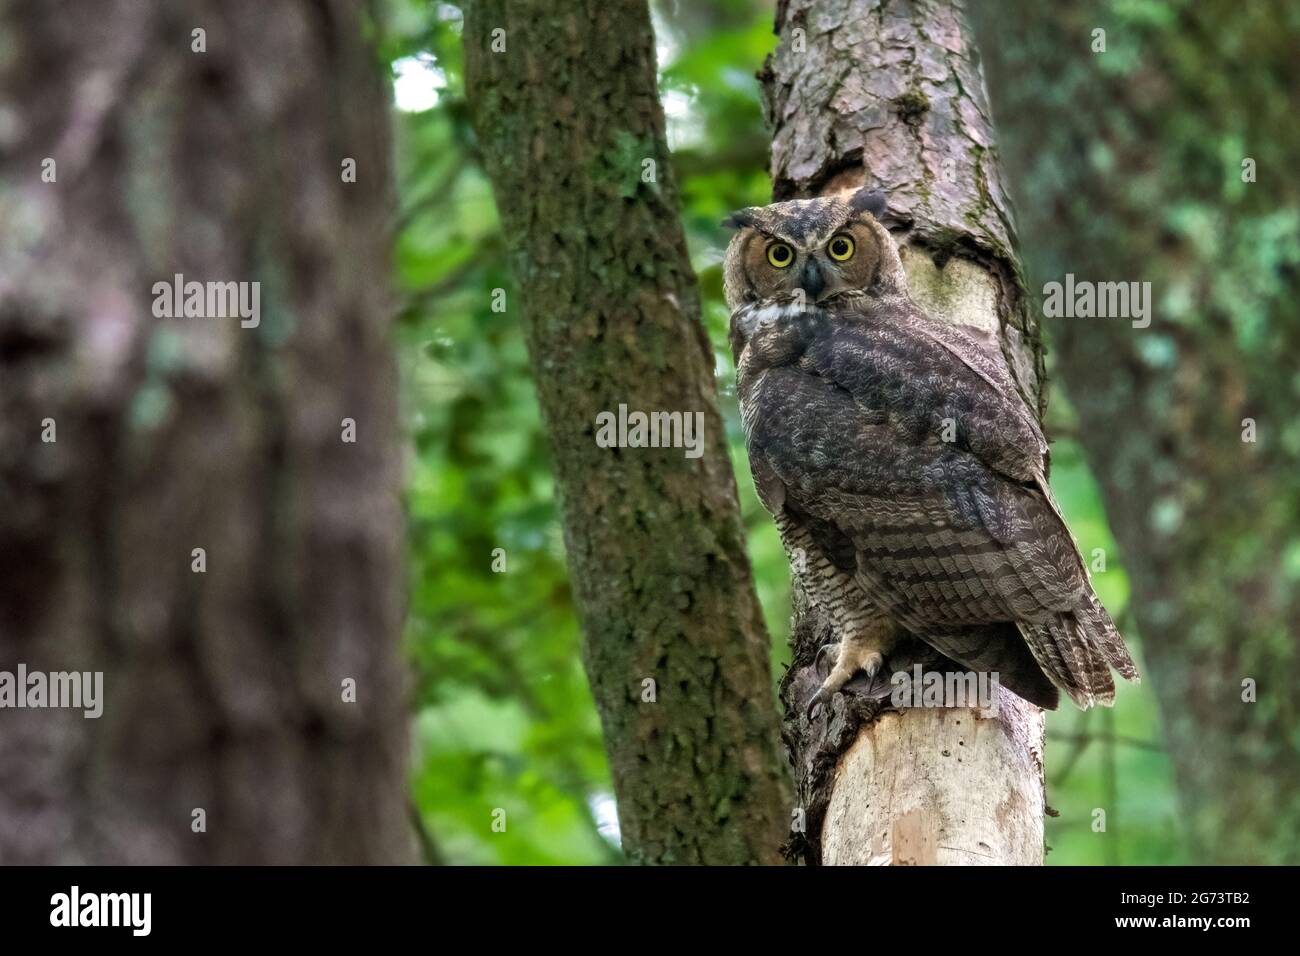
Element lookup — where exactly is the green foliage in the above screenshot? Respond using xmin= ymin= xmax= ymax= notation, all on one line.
xmin=389 ymin=0 xmax=1182 ymax=865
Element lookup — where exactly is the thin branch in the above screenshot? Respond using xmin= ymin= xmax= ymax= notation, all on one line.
xmin=408 ymin=798 xmax=447 ymax=866
xmin=392 ymin=157 xmax=469 ymax=234
xmin=1048 ymin=732 xmax=1166 ymax=753
xmin=1049 ymin=708 xmax=1094 ymax=787
xmin=396 ymin=233 xmax=501 ymax=320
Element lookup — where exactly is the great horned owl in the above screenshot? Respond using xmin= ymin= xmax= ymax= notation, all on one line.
xmin=723 ymin=187 xmax=1137 ymax=712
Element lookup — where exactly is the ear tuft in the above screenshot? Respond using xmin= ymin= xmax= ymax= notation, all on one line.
xmin=721 ymin=208 xmax=756 ymax=230
xmin=848 ymin=188 xmax=888 ymax=219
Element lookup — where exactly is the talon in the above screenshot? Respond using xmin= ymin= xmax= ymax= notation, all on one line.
xmin=813 ymin=641 xmax=840 ymax=676
xmin=861 ymin=651 xmax=884 ymax=681
xmin=806 ymin=686 xmax=834 ymax=720
xmin=805 ymin=638 xmax=890 ymax=717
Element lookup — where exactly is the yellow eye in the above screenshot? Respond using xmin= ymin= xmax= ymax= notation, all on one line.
xmin=766 ymin=243 xmax=794 ymax=268
xmin=828 ymin=234 xmax=855 ymax=261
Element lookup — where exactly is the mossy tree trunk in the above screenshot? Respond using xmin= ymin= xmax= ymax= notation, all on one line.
xmin=462 ymin=0 xmax=793 ymax=864
xmin=762 ymin=0 xmax=1048 ymax=865
xmin=0 ymin=0 xmax=412 ymax=864
xmin=971 ymin=0 xmax=1300 ymax=864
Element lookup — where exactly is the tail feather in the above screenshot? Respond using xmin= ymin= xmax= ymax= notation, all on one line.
xmin=1080 ymin=592 xmax=1139 ymax=680
xmin=1018 ymin=591 xmax=1138 ymax=710
xmin=1065 ymin=611 xmax=1115 ymax=707
xmin=1017 ymin=618 xmax=1092 ymax=708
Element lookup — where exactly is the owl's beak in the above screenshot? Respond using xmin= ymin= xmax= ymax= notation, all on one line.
xmin=798 ymin=259 xmax=825 ymax=300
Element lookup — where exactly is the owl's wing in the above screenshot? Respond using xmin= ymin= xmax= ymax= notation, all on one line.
xmin=834 ymin=475 xmax=1132 ymax=708
xmin=807 ymin=308 xmax=1048 ymax=483
xmin=746 ymin=319 xmax=1136 ymax=707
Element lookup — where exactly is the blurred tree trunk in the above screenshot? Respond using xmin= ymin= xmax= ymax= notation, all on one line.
xmin=462 ymin=0 xmax=793 ymax=864
xmin=971 ymin=0 xmax=1300 ymax=863
xmin=0 ymin=0 xmax=412 ymax=863
xmin=763 ymin=0 xmax=1048 ymax=865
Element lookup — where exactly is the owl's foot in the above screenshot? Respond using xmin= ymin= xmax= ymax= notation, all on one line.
xmin=806 ymin=639 xmax=885 ymax=719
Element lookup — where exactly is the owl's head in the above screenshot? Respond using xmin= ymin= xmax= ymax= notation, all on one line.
xmin=721 ymin=187 xmax=905 ymax=310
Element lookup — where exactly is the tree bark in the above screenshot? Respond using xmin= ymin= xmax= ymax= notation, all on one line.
xmin=762 ymin=0 xmax=1047 ymax=865
xmin=971 ymin=0 xmax=1300 ymax=863
xmin=0 ymin=0 xmax=412 ymax=864
xmin=462 ymin=0 xmax=793 ymax=864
